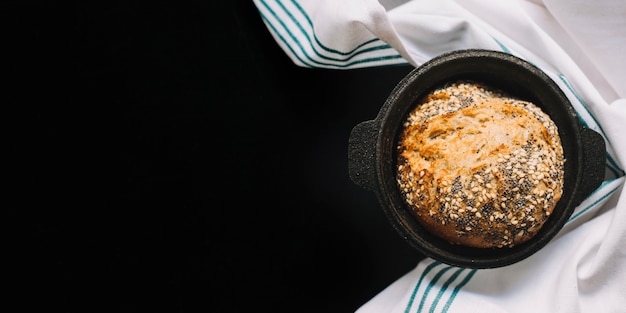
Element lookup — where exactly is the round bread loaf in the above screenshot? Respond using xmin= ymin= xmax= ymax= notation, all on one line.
xmin=396 ymin=81 xmax=565 ymax=248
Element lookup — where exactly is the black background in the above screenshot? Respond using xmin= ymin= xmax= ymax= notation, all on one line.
xmin=6 ymin=1 xmax=425 ymax=312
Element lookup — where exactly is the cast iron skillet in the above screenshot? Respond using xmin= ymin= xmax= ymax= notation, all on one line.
xmin=348 ymin=49 xmax=605 ymax=268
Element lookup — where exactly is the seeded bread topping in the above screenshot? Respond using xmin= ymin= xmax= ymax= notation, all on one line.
xmin=396 ymin=81 xmax=565 ymax=248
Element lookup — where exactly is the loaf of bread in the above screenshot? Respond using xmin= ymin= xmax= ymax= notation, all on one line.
xmin=396 ymin=81 xmax=565 ymax=248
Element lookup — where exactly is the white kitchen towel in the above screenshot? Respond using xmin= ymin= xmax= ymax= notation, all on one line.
xmin=253 ymin=0 xmax=626 ymax=312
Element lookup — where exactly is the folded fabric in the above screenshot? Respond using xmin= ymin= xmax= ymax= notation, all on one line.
xmin=253 ymin=0 xmax=626 ymax=312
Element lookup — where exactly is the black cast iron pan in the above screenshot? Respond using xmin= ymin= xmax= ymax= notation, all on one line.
xmin=348 ymin=49 xmax=605 ymax=268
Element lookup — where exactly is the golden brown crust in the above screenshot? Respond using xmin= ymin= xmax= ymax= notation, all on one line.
xmin=396 ymin=81 xmax=565 ymax=248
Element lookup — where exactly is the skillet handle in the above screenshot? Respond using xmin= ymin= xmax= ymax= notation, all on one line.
xmin=574 ymin=127 xmax=606 ymax=206
xmin=348 ymin=120 xmax=378 ymax=191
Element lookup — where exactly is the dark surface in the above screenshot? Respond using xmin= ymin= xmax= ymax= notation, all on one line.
xmin=6 ymin=1 xmax=424 ymax=312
